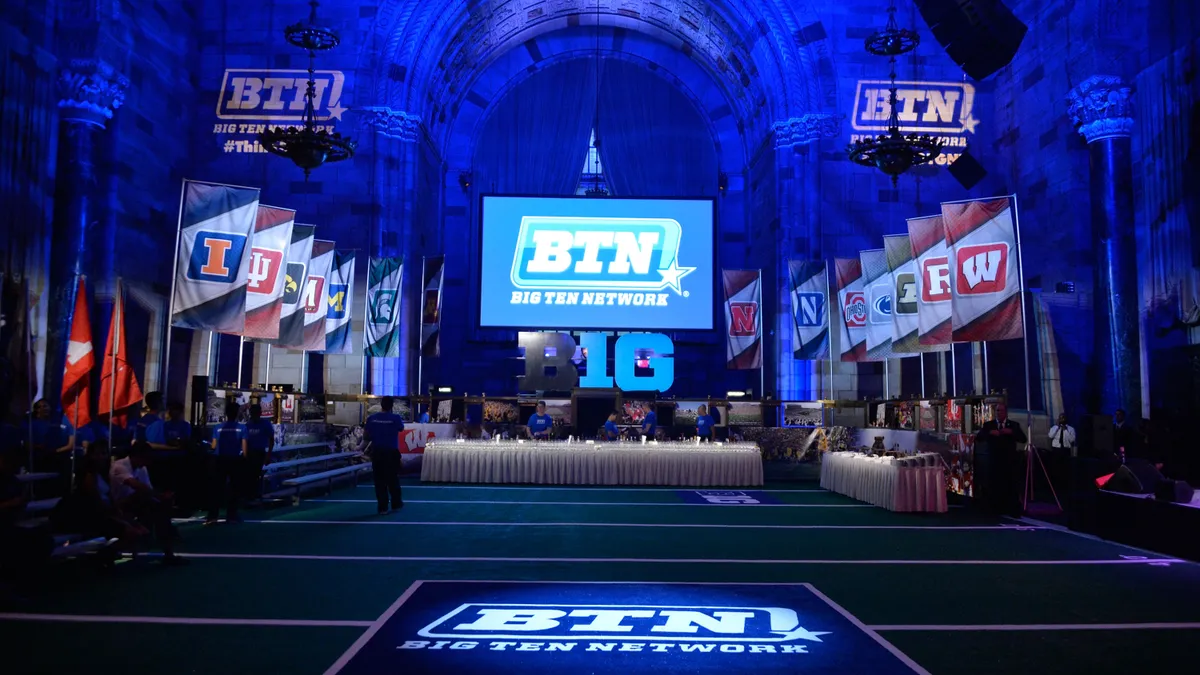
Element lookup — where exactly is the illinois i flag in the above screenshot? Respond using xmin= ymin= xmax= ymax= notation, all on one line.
xmin=274 ymin=224 xmax=315 ymax=349
xmin=907 ymin=215 xmax=952 ymax=346
xmin=788 ymin=261 xmax=829 ymax=360
xmin=62 ymin=276 xmax=94 ymax=428
xmin=364 ymin=257 xmax=403 ymax=357
xmin=834 ymin=258 xmax=867 ymax=362
xmin=885 ymin=234 xmax=946 ymax=354
xmin=242 ymin=205 xmax=295 ymax=340
xmin=300 ymin=240 xmax=336 ymax=352
xmin=323 ymin=251 xmax=356 ymax=354
xmin=723 ymin=270 xmax=762 ymax=369
xmin=171 ymin=180 xmax=260 ymax=332
xmin=421 ymin=256 xmax=445 ymax=358
xmin=941 ymin=197 xmax=1023 ymax=341
xmin=859 ymin=249 xmax=897 ymax=360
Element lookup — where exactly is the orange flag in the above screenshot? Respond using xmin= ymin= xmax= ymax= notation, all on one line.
xmin=99 ymin=280 xmax=143 ymax=427
xmin=62 ymin=276 xmax=94 ymax=427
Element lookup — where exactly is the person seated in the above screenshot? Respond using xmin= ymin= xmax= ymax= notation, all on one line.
xmin=110 ymin=442 xmax=187 ymax=566
xmin=29 ymin=398 xmax=74 ymax=494
xmin=602 ymin=411 xmax=620 ymax=441
xmin=51 ymin=442 xmax=145 ymax=563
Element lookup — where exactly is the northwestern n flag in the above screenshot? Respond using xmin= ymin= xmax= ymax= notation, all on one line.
xmin=941 ymin=197 xmax=1023 ymax=342
xmin=171 ymin=180 xmax=260 ymax=332
xmin=834 ymin=258 xmax=867 ymax=362
xmin=275 ymin=224 xmax=315 ymax=349
xmin=421 ymin=256 xmax=445 ymax=358
xmin=859 ymin=249 xmax=896 ymax=360
xmin=723 ymin=269 xmax=762 ymax=370
xmin=365 ymin=257 xmax=403 ymax=357
xmin=788 ymin=261 xmax=829 ymax=360
xmin=323 ymin=251 xmax=356 ymax=354
xmin=300 ymin=240 xmax=336 ymax=352
xmin=907 ymin=215 xmax=952 ymax=346
xmin=242 ymin=205 xmax=295 ymax=339
xmin=885 ymin=234 xmax=946 ymax=354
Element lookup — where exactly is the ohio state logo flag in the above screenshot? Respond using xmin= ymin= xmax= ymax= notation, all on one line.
xmin=723 ymin=269 xmax=761 ymax=370
xmin=941 ymin=197 xmax=1024 ymax=342
xmin=834 ymin=258 xmax=867 ymax=362
xmin=906 ymin=215 xmax=952 ymax=346
xmin=241 ymin=205 xmax=295 ymax=339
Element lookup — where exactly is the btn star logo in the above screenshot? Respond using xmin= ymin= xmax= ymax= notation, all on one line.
xmin=658 ymin=261 xmax=696 ymax=294
xmin=960 ymin=113 xmax=980 ymax=134
xmin=326 ymin=102 xmax=348 ymax=121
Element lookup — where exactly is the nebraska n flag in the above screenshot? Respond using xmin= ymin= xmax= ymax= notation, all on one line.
xmin=299 ymin=240 xmax=336 ymax=352
xmin=62 ymin=276 xmax=94 ymax=427
xmin=885 ymin=234 xmax=946 ymax=354
xmin=723 ymin=270 xmax=762 ymax=369
xmin=859 ymin=249 xmax=897 ymax=360
xmin=834 ymin=258 xmax=867 ymax=362
xmin=323 ymin=251 xmax=356 ymax=354
xmin=171 ymin=180 xmax=260 ymax=332
xmin=788 ymin=261 xmax=829 ymax=360
xmin=907 ymin=215 xmax=952 ymax=346
xmin=421 ymin=256 xmax=445 ymax=358
xmin=364 ymin=257 xmax=403 ymax=357
xmin=242 ymin=205 xmax=295 ymax=339
xmin=274 ymin=224 xmax=315 ymax=349
xmin=941 ymin=197 xmax=1023 ymax=342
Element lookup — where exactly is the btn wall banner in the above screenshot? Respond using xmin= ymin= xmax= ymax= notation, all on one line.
xmin=859 ymin=249 xmax=897 ymax=360
xmin=213 ymin=68 xmax=346 ymax=155
xmin=906 ymin=215 xmax=952 ymax=346
xmin=241 ymin=205 xmax=295 ymax=340
xmin=323 ymin=251 xmax=356 ymax=354
xmin=884 ymin=234 xmax=947 ymax=354
xmin=851 ymin=80 xmax=978 ymax=167
xmin=941 ymin=197 xmax=1023 ymax=342
xmin=421 ymin=256 xmax=445 ymax=358
xmin=299 ymin=240 xmax=335 ymax=352
xmin=723 ymin=269 xmax=762 ymax=370
xmin=171 ymin=180 xmax=261 ymax=333
xmin=364 ymin=257 xmax=404 ymax=358
xmin=834 ymin=258 xmax=868 ymax=362
xmin=788 ymin=261 xmax=829 ymax=360
xmin=273 ymin=225 xmax=315 ymax=349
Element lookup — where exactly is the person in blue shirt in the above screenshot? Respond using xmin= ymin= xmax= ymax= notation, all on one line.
xmin=207 ymin=408 xmax=247 ymax=525
xmin=603 ymin=411 xmax=620 ymax=441
xmin=132 ymin=391 xmax=173 ymax=451
xmin=418 ymin=408 xmax=431 ymax=423
xmin=640 ymin=402 xmax=657 ymax=439
xmin=243 ymin=403 xmax=275 ymax=501
xmin=30 ymin=399 xmax=74 ymax=494
xmin=364 ymin=396 xmax=405 ymax=515
xmin=527 ymin=401 xmax=554 ymax=440
xmin=696 ymin=404 xmax=715 ymax=440
xmin=162 ymin=401 xmax=193 ymax=448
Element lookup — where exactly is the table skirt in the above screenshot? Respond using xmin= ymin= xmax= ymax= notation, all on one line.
xmin=820 ymin=452 xmax=947 ymax=513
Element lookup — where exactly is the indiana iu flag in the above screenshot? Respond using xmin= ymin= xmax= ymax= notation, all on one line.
xmin=364 ymin=257 xmax=403 ymax=357
xmin=171 ymin=180 xmax=261 ymax=332
xmin=834 ymin=258 xmax=867 ymax=362
xmin=723 ymin=270 xmax=762 ymax=370
xmin=300 ymin=240 xmax=336 ymax=352
xmin=941 ymin=197 xmax=1023 ymax=342
xmin=62 ymin=276 xmax=94 ymax=428
xmin=242 ymin=205 xmax=295 ymax=340
xmin=859 ymin=249 xmax=896 ymax=360
xmin=788 ymin=261 xmax=829 ymax=360
xmin=323 ymin=251 xmax=356 ymax=354
xmin=421 ymin=256 xmax=445 ymax=358
xmin=907 ymin=215 xmax=952 ymax=346
xmin=274 ymin=224 xmax=315 ymax=349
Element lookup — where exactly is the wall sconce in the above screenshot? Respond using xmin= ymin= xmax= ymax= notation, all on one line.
xmin=458 ymin=171 xmax=472 ymax=192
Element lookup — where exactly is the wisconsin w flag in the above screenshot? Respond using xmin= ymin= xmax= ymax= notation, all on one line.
xmin=300 ymin=240 xmax=336 ymax=352
xmin=364 ymin=257 xmax=403 ymax=357
xmin=788 ymin=261 xmax=829 ymax=360
xmin=907 ymin=215 xmax=952 ymax=346
xmin=323 ymin=251 xmax=356 ymax=354
xmin=62 ymin=276 xmax=94 ymax=428
xmin=723 ymin=270 xmax=762 ymax=369
xmin=242 ymin=205 xmax=295 ymax=339
xmin=171 ymin=180 xmax=260 ymax=332
xmin=275 ymin=224 xmax=315 ymax=349
xmin=834 ymin=258 xmax=867 ymax=362
xmin=941 ymin=197 xmax=1023 ymax=342
xmin=859 ymin=249 xmax=897 ymax=360
xmin=420 ymin=256 xmax=445 ymax=358
xmin=884 ymin=234 xmax=946 ymax=354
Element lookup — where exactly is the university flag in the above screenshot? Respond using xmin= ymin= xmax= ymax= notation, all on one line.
xmin=884 ymin=234 xmax=946 ymax=354
xmin=241 ymin=205 xmax=295 ymax=340
xmin=299 ymin=240 xmax=336 ymax=352
xmin=62 ymin=276 xmax=94 ymax=428
xmin=323 ymin=251 xmax=356 ymax=354
xmin=274 ymin=224 xmax=315 ymax=349
xmin=420 ymin=256 xmax=445 ymax=358
xmin=788 ymin=261 xmax=829 ymax=360
xmin=170 ymin=180 xmax=261 ymax=333
xmin=364 ymin=257 xmax=403 ymax=357
xmin=834 ymin=258 xmax=868 ymax=362
xmin=723 ymin=270 xmax=762 ymax=370
xmin=99 ymin=280 xmax=143 ymax=428
xmin=941 ymin=197 xmax=1024 ymax=342
xmin=907 ymin=215 xmax=952 ymax=346
xmin=859 ymin=249 xmax=897 ymax=360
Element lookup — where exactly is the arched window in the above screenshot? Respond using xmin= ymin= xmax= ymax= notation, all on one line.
xmin=576 ymin=129 xmax=610 ymax=196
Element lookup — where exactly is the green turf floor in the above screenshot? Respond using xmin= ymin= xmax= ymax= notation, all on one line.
xmin=4 ymin=480 xmax=1199 ymax=674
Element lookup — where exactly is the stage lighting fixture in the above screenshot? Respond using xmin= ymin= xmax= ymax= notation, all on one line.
xmin=458 ymin=172 xmax=472 ymax=192
xmin=436 ymin=386 xmax=453 ymax=394
xmin=726 ymin=391 xmax=747 ymax=398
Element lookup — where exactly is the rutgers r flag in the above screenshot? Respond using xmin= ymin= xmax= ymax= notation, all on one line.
xmin=723 ymin=270 xmax=761 ymax=370
xmin=940 ymin=197 xmax=1024 ymax=342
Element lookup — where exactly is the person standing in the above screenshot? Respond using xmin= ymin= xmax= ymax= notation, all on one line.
xmin=527 ymin=401 xmax=554 ymax=440
xmin=603 ymin=411 xmax=620 ymax=441
xmin=1048 ymin=413 xmax=1077 ymax=455
xmin=974 ymin=403 xmax=1027 ymax=516
xmin=132 ymin=392 xmax=170 ymax=450
xmin=640 ymin=402 xmax=658 ymax=439
xmin=364 ymin=396 xmax=404 ymax=515
xmin=162 ymin=401 xmax=193 ymax=448
xmin=243 ymin=404 xmax=275 ymax=502
xmin=696 ymin=404 xmax=715 ymax=440
xmin=207 ymin=410 xmax=247 ymax=525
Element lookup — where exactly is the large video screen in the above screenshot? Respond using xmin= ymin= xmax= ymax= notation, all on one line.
xmin=480 ymin=195 xmax=714 ymax=329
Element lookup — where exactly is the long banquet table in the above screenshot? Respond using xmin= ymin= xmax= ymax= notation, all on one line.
xmin=820 ymin=451 xmax=947 ymax=513
xmin=420 ymin=440 xmax=763 ymax=486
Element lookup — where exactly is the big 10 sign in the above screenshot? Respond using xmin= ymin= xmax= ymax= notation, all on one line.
xmin=519 ymin=332 xmax=673 ymax=392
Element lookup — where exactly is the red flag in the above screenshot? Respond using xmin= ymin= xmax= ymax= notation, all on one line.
xmin=99 ymin=280 xmax=143 ymax=427
xmin=62 ymin=276 xmax=94 ymax=427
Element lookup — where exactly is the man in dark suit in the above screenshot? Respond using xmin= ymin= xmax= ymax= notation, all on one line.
xmin=974 ymin=403 xmax=1028 ymax=516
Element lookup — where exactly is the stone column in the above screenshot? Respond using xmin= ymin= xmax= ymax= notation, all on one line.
xmin=44 ymin=59 xmax=127 ymax=407
xmin=1067 ymin=76 xmax=1141 ymax=418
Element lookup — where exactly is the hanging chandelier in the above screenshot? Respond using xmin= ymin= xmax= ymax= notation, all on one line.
xmin=846 ymin=0 xmax=943 ymax=185
xmin=259 ymin=0 xmax=356 ymax=178
xmin=585 ymin=0 xmax=608 ymax=197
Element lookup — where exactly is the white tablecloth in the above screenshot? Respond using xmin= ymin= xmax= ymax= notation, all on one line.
xmin=421 ymin=441 xmax=763 ymax=486
xmin=820 ymin=452 xmax=947 ymax=513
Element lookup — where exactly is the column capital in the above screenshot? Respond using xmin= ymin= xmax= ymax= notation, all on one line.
xmin=360 ymin=107 xmax=422 ymax=142
xmin=58 ymin=58 xmax=127 ymax=127
xmin=1067 ymin=75 xmax=1134 ymax=143
xmin=772 ymin=113 xmax=842 ymax=149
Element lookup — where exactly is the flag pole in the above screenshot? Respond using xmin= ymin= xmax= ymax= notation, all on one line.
xmin=884 ymin=358 xmax=890 ymax=399
xmin=71 ymin=275 xmax=83 ymax=493
xmin=950 ymin=344 xmax=958 ymax=396
xmin=920 ymin=353 xmax=926 ymax=398
xmin=237 ymin=336 xmax=245 ymax=389
xmin=108 ymin=278 xmax=121 ymax=450
xmin=982 ymin=341 xmax=990 ymax=393
xmin=417 ymin=256 xmax=426 ymax=396
xmin=26 ymin=284 xmax=35 ymax=472
xmin=162 ymin=179 xmax=186 ymax=401
xmin=758 ymin=268 xmax=764 ymax=400
xmin=264 ymin=344 xmax=272 ymax=390
xmin=1011 ymin=194 xmax=1034 ymax=431
xmin=826 ymin=259 xmax=833 ymax=402
xmin=205 ymin=331 xmax=215 ymax=381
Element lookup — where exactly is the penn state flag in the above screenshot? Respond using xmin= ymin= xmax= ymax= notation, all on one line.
xmin=323 ymin=251 xmax=356 ymax=354
xmin=364 ymin=257 xmax=403 ymax=358
xmin=241 ymin=205 xmax=295 ymax=340
xmin=171 ymin=180 xmax=261 ymax=332
xmin=884 ymin=234 xmax=947 ymax=354
xmin=941 ymin=197 xmax=1024 ymax=342
xmin=299 ymin=240 xmax=336 ymax=352
xmin=906 ymin=215 xmax=952 ymax=346
xmin=788 ymin=261 xmax=829 ymax=360
xmin=421 ymin=256 xmax=444 ymax=358
xmin=273 ymin=224 xmax=315 ymax=349
xmin=723 ymin=269 xmax=762 ymax=370
xmin=859 ymin=249 xmax=897 ymax=360
xmin=834 ymin=258 xmax=867 ymax=362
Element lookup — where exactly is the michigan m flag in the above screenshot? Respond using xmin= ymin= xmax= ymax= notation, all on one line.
xmin=324 ymin=251 xmax=356 ymax=354
xmin=300 ymin=240 xmax=336 ymax=352
xmin=421 ymin=256 xmax=445 ymax=358
xmin=941 ymin=197 xmax=1023 ymax=342
xmin=788 ymin=261 xmax=829 ymax=360
xmin=365 ymin=257 xmax=403 ymax=357
xmin=723 ymin=270 xmax=761 ymax=370
xmin=834 ymin=258 xmax=868 ymax=362
xmin=242 ymin=205 xmax=295 ymax=339
xmin=171 ymin=180 xmax=261 ymax=332
xmin=906 ymin=215 xmax=952 ymax=346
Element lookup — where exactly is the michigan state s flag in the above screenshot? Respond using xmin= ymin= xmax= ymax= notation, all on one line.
xmin=323 ymin=251 xmax=356 ymax=354
xmin=788 ymin=261 xmax=829 ymax=360
xmin=906 ymin=215 xmax=952 ymax=346
xmin=723 ymin=270 xmax=761 ymax=369
xmin=171 ymin=180 xmax=261 ymax=332
xmin=941 ymin=197 xmax=1023 ymax=342
xmin=241 ymin=205 xmax=295 ymax=339
xmin=365 ymin=257 xmax=403 ymax=357
xmin=421 ymin=256 xmax=444 ymax=358
xmin=834 ymin=258 xmax=867 ymax=362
